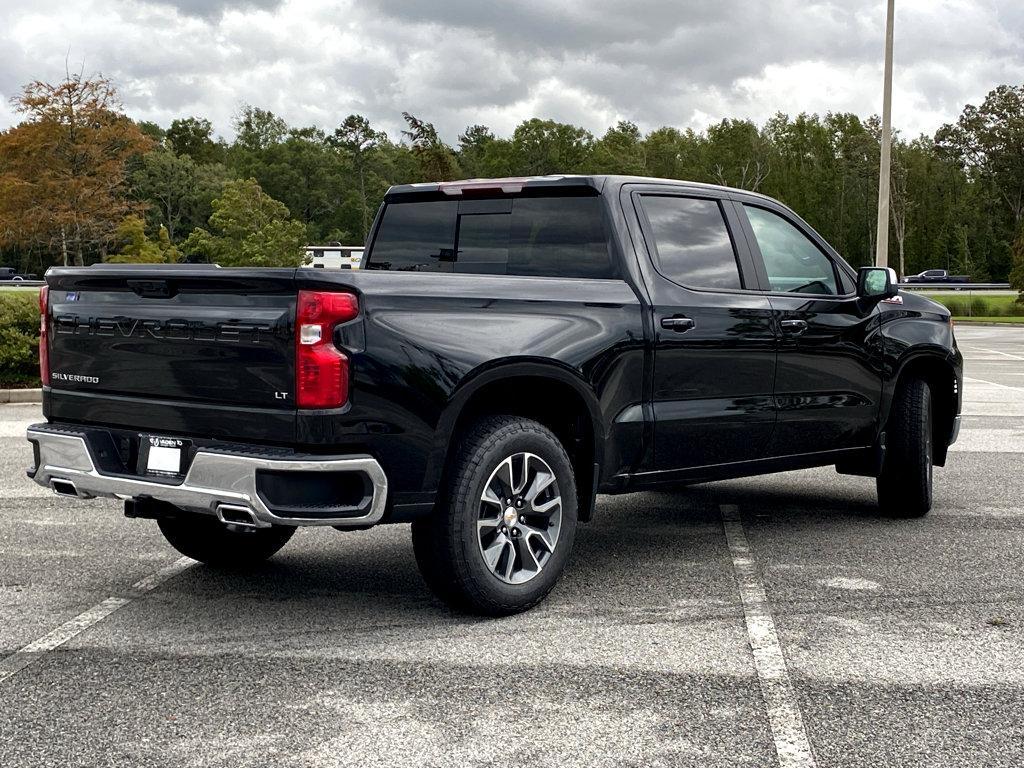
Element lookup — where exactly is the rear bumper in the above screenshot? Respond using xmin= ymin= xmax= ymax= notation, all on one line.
xmin=26 ymin=424 xmax=388 ymax=528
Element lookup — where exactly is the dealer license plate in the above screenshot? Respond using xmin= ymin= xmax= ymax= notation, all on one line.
xmin=145 ymin=436 xmax=186 ymax=475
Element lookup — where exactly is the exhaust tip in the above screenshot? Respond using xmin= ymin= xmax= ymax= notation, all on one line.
xmin=216 ymin=504 xmax=264 ymax=529
xmin=51 ymin=479 xmax=79 ymax=497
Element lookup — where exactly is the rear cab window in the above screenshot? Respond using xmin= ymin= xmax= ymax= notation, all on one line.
xmin=365 ymin=194 xmax=618 ymax=278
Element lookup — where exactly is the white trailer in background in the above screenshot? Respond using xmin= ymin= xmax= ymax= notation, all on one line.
xmin=305 ymin=245 xmax=364 ymax=270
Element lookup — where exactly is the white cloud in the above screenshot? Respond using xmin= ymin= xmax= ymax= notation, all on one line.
xmin=0 ymin=0 xmax=1021 ymax=143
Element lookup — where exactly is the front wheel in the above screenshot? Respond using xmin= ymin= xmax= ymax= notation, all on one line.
xmin=877 ymin=378 xmax=933 ymax=517
xmin=157 ymin=513 xmax=295 ymax=567
xmin=412 ymin=416 xmax=578 ymax=616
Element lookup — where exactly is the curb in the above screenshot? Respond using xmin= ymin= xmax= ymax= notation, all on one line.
xmin=0 ymin=388 xmax=42 ymax=404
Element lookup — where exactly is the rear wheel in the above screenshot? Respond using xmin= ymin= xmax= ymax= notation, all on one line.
xmin=877 ymin=378 xmax=933 ymax=517
xmin=412 ymin=416 xmax=577 ymax=616
xmin=157 ymin=514 xmax=295 ymax=567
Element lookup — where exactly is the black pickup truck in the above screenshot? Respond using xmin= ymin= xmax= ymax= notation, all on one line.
xmin=903 ymin=269 xmax=971 ymax=284
xmin=27 ymin=175 xmax=963 ymax=615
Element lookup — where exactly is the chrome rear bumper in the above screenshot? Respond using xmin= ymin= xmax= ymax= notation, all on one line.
xmin=27 ymin=426 xmax=388 ymax=528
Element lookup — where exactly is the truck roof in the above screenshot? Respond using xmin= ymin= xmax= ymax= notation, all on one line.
xmin=384 ymin=175 xmax=775 ymax=202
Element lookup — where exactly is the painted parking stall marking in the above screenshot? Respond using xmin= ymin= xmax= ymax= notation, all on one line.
xmin=0 ymin=557 xmax=193 ymax=685
xmin=959 ymin=345 xmax=1024 ymax=362
xmin=721 ymin=503 xmax=816 ymax=768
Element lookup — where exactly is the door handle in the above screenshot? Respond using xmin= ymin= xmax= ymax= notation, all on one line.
xmin=660 ymin=316 xmax=696 ymax=332
xmin=780 ymin=319 xmax=808 ymax=334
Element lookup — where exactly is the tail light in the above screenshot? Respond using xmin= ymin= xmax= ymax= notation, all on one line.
xmin=295 ymin=290 xmax=358 ymax=409
xmin=38 ymin=285 xmax=50 ymax=386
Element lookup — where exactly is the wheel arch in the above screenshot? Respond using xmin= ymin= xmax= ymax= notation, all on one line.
xmin=887 ymin=351 xmax=959 ymax=466
xmin=430 ymin=359 xmax=606 ymax=522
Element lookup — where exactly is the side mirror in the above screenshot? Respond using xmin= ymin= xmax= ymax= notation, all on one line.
xmin=857 ymin=266 xmax=899 ymax=300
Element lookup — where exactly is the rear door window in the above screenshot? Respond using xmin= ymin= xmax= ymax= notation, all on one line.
xmin=639 ymin=195 xmax=743 ymax=290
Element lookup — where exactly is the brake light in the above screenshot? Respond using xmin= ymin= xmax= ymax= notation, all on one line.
xmin=38 ymin=285 xmax=49 ymax=386
xmin=295 ymin=290 xmax=358 ymax=409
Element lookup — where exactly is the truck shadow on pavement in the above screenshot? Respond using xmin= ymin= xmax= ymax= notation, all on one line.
xmin=651 ymin=479 xmax=886 ymax=519
xmin=157 ymin=475 xmax=898 ymax=622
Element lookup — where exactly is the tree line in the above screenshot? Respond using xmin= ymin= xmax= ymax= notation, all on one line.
xmin=1 ymin=71 xmax=1023 ymax=288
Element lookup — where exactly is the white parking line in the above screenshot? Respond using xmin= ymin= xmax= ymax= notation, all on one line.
xmin=964 ymin=375 xmax=1024 ymax=392
xmin=721 ymin=504 xmax=816 ymax=768
xmin=0 ymin=557 xmax=193 ymax=685
xmin=960 ymin=345 xmax=1024 ymax=361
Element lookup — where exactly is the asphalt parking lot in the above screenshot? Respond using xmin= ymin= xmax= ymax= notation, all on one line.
xmin=1 ymin=325 xmax=1022 ymax=767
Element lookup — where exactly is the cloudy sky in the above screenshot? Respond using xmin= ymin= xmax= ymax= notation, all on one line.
xmin=1 ymin=0 xmax=1022 ymax=144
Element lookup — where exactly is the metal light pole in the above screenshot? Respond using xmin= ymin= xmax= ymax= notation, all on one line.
xmin=875 ymin=0 xmax=895 ymax=269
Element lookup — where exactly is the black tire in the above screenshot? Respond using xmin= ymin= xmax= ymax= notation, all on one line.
xmin=157 ymin=513 xmax=295 ymax=567
xmin=877 ymin=378 xmax=933 ymax=517
xmin=412 ymin=416 xmax=578 ymax=616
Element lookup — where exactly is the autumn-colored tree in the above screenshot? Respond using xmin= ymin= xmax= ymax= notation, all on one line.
xmin=0 ymin=71 xmax=152 ymax=266
xmin=182 ymin=178 xmax=307 ymax=267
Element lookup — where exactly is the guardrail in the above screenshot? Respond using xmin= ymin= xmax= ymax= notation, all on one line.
xmin=899 ymin=283 xmax=1012 ymax=291
xmin=0 ymin=280 xmax=45 ymax=289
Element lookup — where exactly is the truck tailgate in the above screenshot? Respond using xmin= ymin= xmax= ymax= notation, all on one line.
xmin=46 ymin=267 xmax=297 ymax=410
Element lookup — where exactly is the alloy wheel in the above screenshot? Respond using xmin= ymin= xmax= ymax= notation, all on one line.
xmin=476 ymin=452 xmax=562 ymax=585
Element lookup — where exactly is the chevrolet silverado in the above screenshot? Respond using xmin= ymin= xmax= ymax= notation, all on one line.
xmin=27 ymin=175 xmax=963 ymax=615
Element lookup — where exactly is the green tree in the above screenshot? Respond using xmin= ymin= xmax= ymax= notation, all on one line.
xmin=165 ymin=116 xmax=223 ymax=164
xmin=937 ymin=84 xmax=1024 ymax=225
xmin=889 ymin=138 xmax=916 ymax=278
xmin=234 ymin=105 xmax=288 ymax=152
xmin=591 ymin=121 xmax=646 ymax=175
xmin=182 ymin=177 xmax=306 ymax=267
xmin=642 ymin=127 xmax=704 ymax=180
xmin=510 ymin=118 xmax=593 ymax=175
xmin=936 ymin=84 xmax=1024 ymax=279
xmin=105 ymin=215 xmax=171 ymax=263
xmin=132 ymin=147 xmax=229 ymax=241
xmin=137 ymin=120 xmax=166 ymax=143
xmin=330 ymin=114 xmax=386 ymax=239
xmin=401 ymin=112 xmax=460 ymax=181
xmin=821 ymin=113 xmax=879 ymax=267
xmin=232 ymin=125 xmax=347 ymax=242
xmin=458 ymin=124 xmax=515 ymax=178
xmin=703 ymin=119 xmax=772 ymax=191
xmin=1009 ymin=224 xmax=1024 ymax=302
xmin=155 ymin=224 xmax=181 ymax=262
